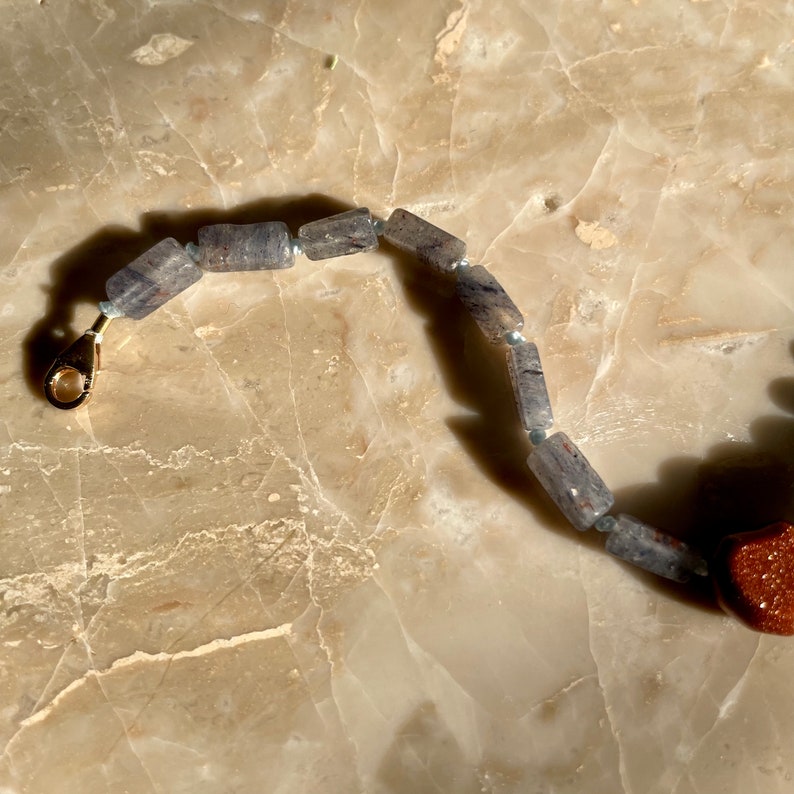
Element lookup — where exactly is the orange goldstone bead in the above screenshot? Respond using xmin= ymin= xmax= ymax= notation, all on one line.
xmin=711 ymin=522 xmax=794 ymax=636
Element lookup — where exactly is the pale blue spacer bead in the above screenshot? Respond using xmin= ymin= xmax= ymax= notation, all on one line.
xmin=504 ymin=330 xmax=526 ymax=345
xmin=185 ymin=241 xmax=201 ymax=263
xmin=373 ymin=219 xmax=386 ymax=235
xmin=291 ymin=238 xmax=304 ymax=257
xmin=98 ymin=300 xmax=125 ymax=319
xmin=594 ymin=515 xmax=617 ymax=533
xmin=529 ymin=428 xmax=547 ymax=446
xmin=527 ymin=432 xmax=614 ymax=531
xmin=605 ymin=514 xmax=709 ymax=583
xmin=455 ymin=257 xmax=470 ymax=271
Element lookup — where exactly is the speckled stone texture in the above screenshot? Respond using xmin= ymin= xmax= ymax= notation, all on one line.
xmin=105 ymin=238 xmax=202 ymax=320
xmin=507 ymin=341 xmax=554 ymax=431
xmin=197 ymin=222 xmax=294 ymax=272
xmin=297 ymin=207 xmax=378 ymax=260
xmin=382 ymin=208 xmax=466 ymax=274
xmin=711 ymin=522 xmax=794 ymax=636
xmin=527 ymin=432 xmax=614 ymax=532
xmin=455 ymin=264 xmax=524 ymax=344
xmin=604 ymin=514 xmax=707 ymax=583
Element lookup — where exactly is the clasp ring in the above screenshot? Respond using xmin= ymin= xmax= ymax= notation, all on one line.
xmin=44 ymin=313 xmax=114 ymax=410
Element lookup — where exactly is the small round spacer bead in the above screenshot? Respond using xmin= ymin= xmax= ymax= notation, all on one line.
xmin=98 ymin=300 xmax=125 ymax=319
xmin=528 ymin=428 xmax=547 ymax=446
xmin=373 ymin=218 xmax=386 ymax=235
xmin=454 ymin=257 xmax=470 ymax=272
xmin=504 ymin=330 xmax=527 ymax=346
xmin=693 ymin=559 xmax=709 ymax=577
xmin=291 ymin=238 xmax=304 ymax=257
xmin=594 ymin=515 xmax=617 ymax=533
xmin=185 ymin=241 xmax=201 ymax=263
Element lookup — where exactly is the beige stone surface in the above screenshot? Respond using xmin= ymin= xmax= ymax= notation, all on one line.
xmin=2 ymin=1 xmax=794 ymax=792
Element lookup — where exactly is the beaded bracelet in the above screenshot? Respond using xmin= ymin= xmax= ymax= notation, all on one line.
xmin=43 ymin=206 xmax=794 ymax=636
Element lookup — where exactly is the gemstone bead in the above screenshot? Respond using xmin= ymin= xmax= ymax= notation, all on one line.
xmin=711 ymin=522 xmax=794 ymax=635
xmin=297 ymin=207 xmax=378 ymax=260
xmin=527 ymin=432 xmax=614 ymax=531
xmin=196 ymin=222 xmax=294 ymax=271
xmin=455 ymin=265 xmax=524 ymax=344
xmin=507 ymin=341 xmax=553 ymax=431
xmin=105 ymin=238 xmax=202 ymax=321
xmin=604 ymin=514 xmax=708 ymax=583
xmin=382 ymin=208 xmax=466 ymax=274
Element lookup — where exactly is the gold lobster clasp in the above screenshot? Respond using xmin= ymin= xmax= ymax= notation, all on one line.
xmin=44 ymin=313 xmax=114 ymax=409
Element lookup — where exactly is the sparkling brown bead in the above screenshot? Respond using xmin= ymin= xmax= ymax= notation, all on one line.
xmin=711 ymin=521 xmax=794 ymax=636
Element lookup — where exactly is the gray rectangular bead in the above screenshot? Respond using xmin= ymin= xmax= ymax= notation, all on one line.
xmin=605 ymin=515 xmax=707 ymax=582
xmin=105 ymin=238 xmax=202 ymax=320
xmin=507 ymin=342 xmax=553 ymax=431
xmin=297 ymin=207 xmax=378 ymax=260
xmin=527 ymin=432 xmax=614 ymax=531
xmin=197 ymin=222 xmax=294 ymax=272
xmin=455 ymin=265 xmax=524 ymax=344
xmin=382 ymin=208 xmax=466 ymax=274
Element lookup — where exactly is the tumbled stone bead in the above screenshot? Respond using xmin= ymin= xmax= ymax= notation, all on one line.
xmin=196 ymin=222 xmax=294 ymax=272
xmin=456 ymin=265 xmax=524 ymax=344
xmin=507 ymin=342 xmax=553 ymax=431
xmin=605 ymin=514 xmax=707 ymax=583
xmin=105 ymin=238 xmax=202 ymax=321
xmin=297 ymin=207 xmax=378 ymax=260
xmin=711 ymin=522 xmax=794 ymax=635
xmin=527 ymin=432 xmax=613 ymax=531
xmin=382 ymin=208 xmax=466 ymax=274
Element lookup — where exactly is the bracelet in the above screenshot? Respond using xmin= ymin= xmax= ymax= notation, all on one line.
xmin=43 ymin=206 xmax=794 ymax=636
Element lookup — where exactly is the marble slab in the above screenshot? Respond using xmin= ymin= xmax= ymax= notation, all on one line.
xmin=2 ymin=1 xmax=794 ymax=792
